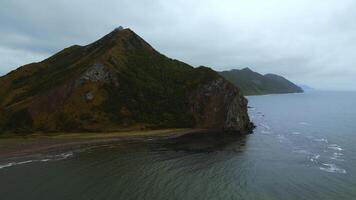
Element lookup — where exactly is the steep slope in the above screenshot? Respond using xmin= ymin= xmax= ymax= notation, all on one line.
xmin=220 ymin=68 xmax=303 ymax=95
xmin=0 ymin=28 xmax=252 ymax=134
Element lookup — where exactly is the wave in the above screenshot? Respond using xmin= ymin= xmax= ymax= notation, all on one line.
xmin=319 ymin=163 xmax=346 ymax=174
xmin=259 ymin=123 xmax=270 ymax=130
xmin=328 ymin=144 xmax=343 ymax=151
xmin=293 ymin=149 xmax=310 ymax=155
xmin=0 ymin=152 xmax=73 ymax=170
xmin=261 ymin=130 xmax=272 ymax=134
xmin=291 ymin=132 xmax=302 ymax=135
xmin=277 ymin=134 xmax=286 ymax=142
xmin=299 ymin=122 xmax=310 ymax=125
xmin=310 ymin=154 xmax=320 ymax=163
xmin=314 ymin=138 xmax=328 ymax=143
xmin=330 ymin=152 xmax=344 ymax=161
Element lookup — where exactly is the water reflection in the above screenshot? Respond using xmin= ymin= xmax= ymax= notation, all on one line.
xmin=157 ymin=131 xmax=249 ymax=154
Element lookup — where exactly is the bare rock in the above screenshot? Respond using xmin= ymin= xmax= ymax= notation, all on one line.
xmin=189 ymin=78 xmax=252 ymax=133
xmin=85 ymin=92 xmax=94 ymax=101
xmin=76 ymin=63 xmax=119 ymax=87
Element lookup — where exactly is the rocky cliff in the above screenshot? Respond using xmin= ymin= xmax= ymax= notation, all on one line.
xmin=0 ymin=28 xmax=252 ymax=134
xmin=190 ymin=77 xmax=251 ymax=131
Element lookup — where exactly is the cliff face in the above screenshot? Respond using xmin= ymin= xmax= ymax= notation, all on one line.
xmin=189 ymin=78 xmax=251 ymax=132
xmin=0 ymin=28 xmax=252 ymax=134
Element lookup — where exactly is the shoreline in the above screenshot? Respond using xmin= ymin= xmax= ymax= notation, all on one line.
xmin=0 ymin=129 xmax=205 ymax=161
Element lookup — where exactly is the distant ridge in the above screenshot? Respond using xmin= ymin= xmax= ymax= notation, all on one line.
xmin=298 ymin=84 xmax=314 ymax=91
xmin=220 ymin=68 xmax=303 ymax=95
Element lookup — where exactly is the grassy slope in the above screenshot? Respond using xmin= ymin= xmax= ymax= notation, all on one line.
xmin=220 ymin=68 xmax=303 ymax=96
xmin=0 ymin=29 xmax=222 ymax=133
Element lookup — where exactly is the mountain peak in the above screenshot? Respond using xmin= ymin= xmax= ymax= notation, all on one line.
xmin=110 ymin=26 xmax=133 ymax=36
xmin=104 ymin=26 xmax=133 ymax=39
xmin=85 ymin=26 xmax=156 ymax=55
xmin=114 ymin=26 xmax=124 ymax=31
xmin=241 ymin=67 xmax=253 ymax=72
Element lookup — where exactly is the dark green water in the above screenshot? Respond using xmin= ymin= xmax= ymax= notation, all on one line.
xmin=1 ymin=91 xmax=356 ymax=200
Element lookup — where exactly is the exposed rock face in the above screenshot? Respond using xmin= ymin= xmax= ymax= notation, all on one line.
xmin=190 ymin=78 xmax=252 ymax=132
xmin=225 ymin=93 xmax=251 ymax=131
xmin=76 ymin=63 xmax=119 ymax=87
xmin=115 ymin=26 xmax=124 ymax=31
xmin=85 ymin=92 xmax=94 ymax=101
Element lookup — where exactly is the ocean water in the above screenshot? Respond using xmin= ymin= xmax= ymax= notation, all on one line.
xmin=1 ymin=91 xmax=356 ymax=200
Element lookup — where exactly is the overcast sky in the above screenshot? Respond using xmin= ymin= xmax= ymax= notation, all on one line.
xmin=1 ymin=0 xmax=356 ymax=90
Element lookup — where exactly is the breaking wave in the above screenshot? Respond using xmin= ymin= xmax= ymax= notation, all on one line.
xmin=319 ymin=163 xmax=346 ymax=174
xmin=328 ymin=144 xmax=343 ymax=151
xmin=0 ymin=152 xmax=73 ymax=170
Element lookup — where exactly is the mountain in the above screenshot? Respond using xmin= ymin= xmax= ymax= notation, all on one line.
xmin=220 ymin=68 xmax=303 ymax=95
xmin=298 ymin=84 xmax=315 ymax=91
xmin=0 ymin=28 xmax=252 ymax=134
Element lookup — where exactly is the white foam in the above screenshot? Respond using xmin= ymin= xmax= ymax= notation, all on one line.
xmin=310 ymin=154 xmax=320 ymax=163
xmin=0 ymin=152 xmax=73 ymax=170
xmin=328 ymin=144 xmax=343 ymax=151
xmin=319 ymin=163 xmax=346 ymax=174
xmin=299 ymin=122 xmax=310 ymax=125
xmin=314 ymin=138 xmax=328 ymax=143
xmin=291 ymin=132 xmax=301 ymax=135
xmin=330 ymin=152 xmax=344 ymax=161
xmin=277 ymin=134 xmax=286 ymax=140
xmin=261 ymin=130 xmax=271 ymax=134
xmin=259 ymin=123 xmax=270 ymax=130
xmin=293 ymin=149 xmax=310 ymax=155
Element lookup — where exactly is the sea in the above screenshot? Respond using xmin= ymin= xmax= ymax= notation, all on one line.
xmin=1 ymin=91 xmax=356 ymax=200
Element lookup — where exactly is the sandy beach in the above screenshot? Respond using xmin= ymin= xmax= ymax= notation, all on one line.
xmin=0 ymin=129 xmax=204 ymax=161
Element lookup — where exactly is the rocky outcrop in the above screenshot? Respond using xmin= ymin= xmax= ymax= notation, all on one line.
xmin=76 ymin=63 xmax=119 ymax=87
xmin=189 ymin=78 xmax=252 ymax=133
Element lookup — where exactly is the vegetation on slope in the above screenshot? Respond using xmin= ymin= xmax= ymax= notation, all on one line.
xmin=0 ymin=28 xmax=249 ymax=134
xmin=220 ymin=68 xmax=303 ymax=96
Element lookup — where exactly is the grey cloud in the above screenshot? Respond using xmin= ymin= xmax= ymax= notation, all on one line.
xmin=0 ymin=0 xmax=356 ymax=90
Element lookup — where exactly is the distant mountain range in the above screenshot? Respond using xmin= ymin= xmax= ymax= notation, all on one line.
xmin=220 ymin=68 xmax=303 ymax=95
xmin=0 ymin=28 xmax=252 ymax=134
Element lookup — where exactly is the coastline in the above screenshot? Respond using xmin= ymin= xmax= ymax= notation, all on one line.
xmin=0 ymin=129 xmax=205 ymax=161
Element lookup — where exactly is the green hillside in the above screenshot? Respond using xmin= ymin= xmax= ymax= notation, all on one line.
xmin=220 ymin=68 xmax=303 ymax=96
xmin=0 ymin=28 xmax=252 ymax=134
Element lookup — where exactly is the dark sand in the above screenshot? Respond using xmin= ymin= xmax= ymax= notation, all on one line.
xmin=0 ymin=129 xmax=205 ymax=161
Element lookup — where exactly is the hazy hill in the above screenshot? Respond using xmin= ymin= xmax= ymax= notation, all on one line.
xmin=220 ymin=68 xmax=303 ymax=95
xmin=298 ymin=84 xmax=315 ymax=91
xmin=0 ymin=27 xmax=252 ymax=134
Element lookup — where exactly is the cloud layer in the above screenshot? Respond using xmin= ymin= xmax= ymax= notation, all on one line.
xmin=1 ymin=0 xmax=356 ymax=90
